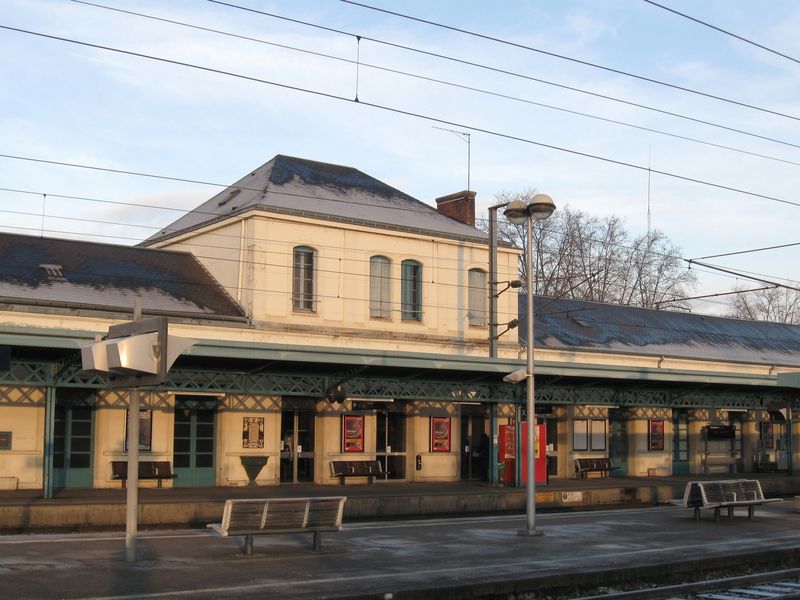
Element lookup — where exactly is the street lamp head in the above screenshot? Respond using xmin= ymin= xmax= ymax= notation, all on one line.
xmin=503 ymin=199 xmax=529 ymax=225
xmin=529 ymin=194 xmax=556 ymax=221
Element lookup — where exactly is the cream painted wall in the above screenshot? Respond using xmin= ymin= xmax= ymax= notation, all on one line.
xmin=410 ymin=415 xmax=458 ymax=482
xmin=94 ymin=391 xmax=176 ymax=489
xmin=217 ymin=403 xmax=280 ymax=487
xmin=0 ymin=401 xmax=44 ymax=490
xmin=154 ymin=211 xmax=521 ymax=354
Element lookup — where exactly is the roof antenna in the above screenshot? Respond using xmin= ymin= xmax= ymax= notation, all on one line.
xmin=40 ymin=193 xmax=46 ymax=238
xmin=647 ymin=145 xmax=652 ymax=235
xmin=433 ymin=126 xmax=471 ymax=190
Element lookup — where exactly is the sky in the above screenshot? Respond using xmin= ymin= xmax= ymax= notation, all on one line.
xmin=2 ymin=0 xmax=800 ymax=315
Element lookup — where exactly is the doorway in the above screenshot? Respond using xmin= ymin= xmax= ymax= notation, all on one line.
xmin=53 ymin=389 xmax=94 ymax=488
xmin=173 ymin=396 xmax=217 ymax=487
xmin=280 ymin=409 xmax=315 ymax=483
xmin=460 ymin=410 xmax=488 ymax=481
xmin=608 ymin=409 xmax=628 ymax=476
xmin=376 ymin=407 xmax=406 ymax=480
xmin=672 ymin=410 xmax=689 ymax=475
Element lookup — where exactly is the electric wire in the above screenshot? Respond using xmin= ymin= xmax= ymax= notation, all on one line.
xmin=339 ymin=0 xmax=800 ymax=122
xmin=202 ymin=0 xmax=800 ymax=150
xmin=642 ymin=0 xmax=800 ymax=66
xmin=0 ymin=26 xmax=798 ymax=212
xmin=68 ymin=0 xmax=800 ymax=169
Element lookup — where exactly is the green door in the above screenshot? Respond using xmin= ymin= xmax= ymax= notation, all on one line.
xmin=173 ymin=398 xmax=217 ymax=487
xmin=609 ymin=409 xmax=628 ymax=476
xmin=672 ymin=410 xmax=689 ymax=475
xmin=53 ymin=391 xmax=94 ymax=489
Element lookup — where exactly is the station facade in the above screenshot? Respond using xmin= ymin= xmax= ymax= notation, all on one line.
xmin=1 ymin=155 xmax=799 ymax=494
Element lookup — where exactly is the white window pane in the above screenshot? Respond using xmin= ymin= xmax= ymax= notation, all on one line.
xmin=573 ymin=419 xmax=588 ymax=451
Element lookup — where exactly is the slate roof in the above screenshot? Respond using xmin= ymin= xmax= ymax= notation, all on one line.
xmin=0 ymin=233 xmax=247 ymax=319
xmin=142 ymin=155 xmax=488 ymax=245
xmin=526 ymin=295 xmax=800 ymax=367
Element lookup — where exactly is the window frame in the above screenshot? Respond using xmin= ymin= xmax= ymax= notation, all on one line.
xmin=467 ymin=268 xmax=488 ymax=327
xmin=573 ymin=418 xmax=607 ymax=452
xmin=401 ymin=259 xmax=423 ymax=321
xmin=369 ymin=255 xmax=392 ymax=319
xmin=292 ymin=246 xmax=316 ymax=312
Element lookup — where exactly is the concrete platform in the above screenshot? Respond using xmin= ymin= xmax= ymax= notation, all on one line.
xmin=0 ymin=501 xmax=799 ymax=598
xmin=0 ymin=473 xmax=798 ymax=532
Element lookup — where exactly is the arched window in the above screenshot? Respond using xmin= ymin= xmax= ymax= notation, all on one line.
xmin=370 ymin=255 xmax=391 ymax=318
xmin=468 ymin=268 xmax=487 ymax=326
xmin=292 ymin=246 xmax=316 ymax=311
xmin=401 ymin=260 xmax=423 ymax=321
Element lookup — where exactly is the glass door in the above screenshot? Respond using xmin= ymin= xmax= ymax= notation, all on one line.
xmin=376 ymin=408 xmax=406 ymax=480
xmin=672 ymin=410 xmax=689 ymax=475
xmin=173 ymin=397 xmax=217 ymax=487
xmin=53 ymin=390 xmax=94 ymax=488
xmin=280 ymin=410 xmax=315 ymax=483
xmin=460 ymin=412 xmax=488 ymax=481
xmin=608 ymin=409 xmax=628 ymax=476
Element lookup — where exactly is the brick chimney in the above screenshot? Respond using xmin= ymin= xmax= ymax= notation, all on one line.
xmin=435 ymin=190 xmax=476 ymax=226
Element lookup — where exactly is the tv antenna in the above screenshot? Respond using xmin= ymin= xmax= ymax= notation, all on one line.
xmin=433 ymin=126 xmax=471 ymax=190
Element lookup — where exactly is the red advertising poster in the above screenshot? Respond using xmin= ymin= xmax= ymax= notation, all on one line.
xmin=430 ymin=417 xmax=451 ymax=452
xmin=649 ymin=420 xmax=665 ymax=452
xmin=343 ymin=415 xmax=364 ymax=452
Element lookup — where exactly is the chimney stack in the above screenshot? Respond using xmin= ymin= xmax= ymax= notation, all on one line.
xmin=435 ymin=190 xmax=476 ymax=226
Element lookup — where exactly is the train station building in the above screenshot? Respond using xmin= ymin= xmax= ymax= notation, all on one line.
xmin=1 ymin=155 xmax=799 ymax=495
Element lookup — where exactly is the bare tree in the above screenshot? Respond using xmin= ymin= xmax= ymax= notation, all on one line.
xmin=483 ymin=190 xmax=696 ymax=309
xmin=727 ymin=284 xmax=800 ymax=324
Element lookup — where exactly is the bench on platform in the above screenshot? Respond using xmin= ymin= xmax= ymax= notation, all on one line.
xmin=671 ymin=479 xmax=781 ymax=521
xmin=110 ymin=461 xmax=177 ymax=488
xmin=330 ymin=460 xmax=384 ymax=484
xmin=574 ymin=457 xmax=617 ymax=479
xmin=208 ymin=497 xmax=347 ymax=555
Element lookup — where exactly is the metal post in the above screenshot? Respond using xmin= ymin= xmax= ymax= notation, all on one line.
xmin=489 ymin=206 xmax=499 ymax=358
xmin=520 ymin=215 xmax=541 ymax=537
xmin=43 ymin=386 xmax=56 ymax=499
xmin=125 ymin=387 xmax=140 ymax=562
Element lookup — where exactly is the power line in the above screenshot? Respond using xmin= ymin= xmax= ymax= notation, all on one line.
xmin=68 ymin=0 xmax=800 ymax=169
xmin=642 ymin=0 xmax=800 ymax=66
xmin=202 ymin=0 xmax=800 ymax=151
xmin=2 ymin=25 xmax=800 ymax=213
xmin=692 ymin=241 xmax=800 ymax=262
xmin=339 ymin=0 xmax=800 ymax=122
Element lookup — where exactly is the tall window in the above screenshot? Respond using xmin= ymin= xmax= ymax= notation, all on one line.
xmin=370 ymin=255 xmax=391 ymax=318
xmin=468 ymin=268 xmax=487 ymax=326
xmin=292 ymin=246 xmax=316 ymax=311
xmin=401 ymin=260 xmax=422 ymax=321
xmin=573 ymin=418 xmax=607 ymax=451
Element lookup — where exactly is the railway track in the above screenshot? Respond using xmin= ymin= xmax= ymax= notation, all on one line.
xmin=576 ymin=568 xmax=800 ymax=600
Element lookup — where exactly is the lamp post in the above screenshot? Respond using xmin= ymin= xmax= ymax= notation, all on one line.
xmin=503 ymin=194 xmax=556 ymax=537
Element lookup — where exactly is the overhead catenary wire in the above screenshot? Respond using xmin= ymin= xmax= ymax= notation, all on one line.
xmin=642 ymin=0 xmax=800 ymax=66
xmin=1 ymin=25 xmax=799 ymax=213
xmin=67 ymin=0 xmax=800 ymax=168
xmin=199 ymin=0 xmax=800 ymax=150
xmin=338 ymin=0 xmax=800 ymax=122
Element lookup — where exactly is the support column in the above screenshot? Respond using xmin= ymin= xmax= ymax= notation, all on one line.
xmin=43 ymin=386 xmax=56 ymax=499
xmin=125 ymin=387 xmax=140 ymax=562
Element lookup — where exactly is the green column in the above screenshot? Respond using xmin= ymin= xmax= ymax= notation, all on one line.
xmin=43 ymin=386 xmax=56 ymax=499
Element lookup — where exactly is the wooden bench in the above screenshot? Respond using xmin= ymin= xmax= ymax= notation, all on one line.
xmin=110 ymin=461 xmax=177 ymax=488
xmin=672 ymin=479 xmax=781 ymax=521
xmin=574 ymin=457 xmax=617 ymax=479
xmin=330 ymin=460 xmax=384 ymax=484
xmin=208 ymin=497 xmax=346 ymax=555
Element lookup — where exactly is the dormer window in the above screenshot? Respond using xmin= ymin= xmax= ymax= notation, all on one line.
xmin=39 ymin=263 xmax=63 ymax=279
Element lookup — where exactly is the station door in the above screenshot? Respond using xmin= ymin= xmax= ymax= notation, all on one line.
xmin=53 ymin=390 xmax=95 ymax=489
xmin=173 ymin=397 xmax=217 ymax=487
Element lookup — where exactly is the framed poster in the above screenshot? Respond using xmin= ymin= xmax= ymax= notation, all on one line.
xmin=343 ymin=415 xmax=364 ymax=452
xmin=125 ymin=409 xmax=152 ymax=452
xmin=648 ymin=419 xmax=665 ymax=452
xmin=242 ymin=417 xmax=265 ymax=449
xmin=430 ymin=417 xmax=451 ymax=452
